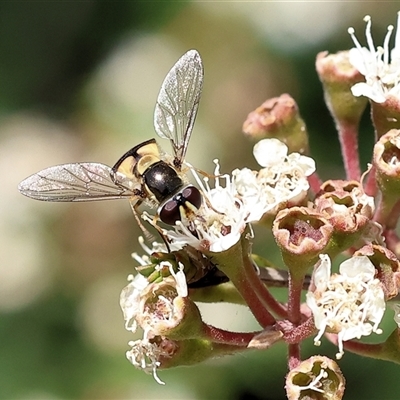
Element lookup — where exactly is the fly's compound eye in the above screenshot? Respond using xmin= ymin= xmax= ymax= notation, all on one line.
xmin=159 ymin=198 xmax=181 ymax=225
xmin=181 ymin=186 xmax=202 ymax=210
xmin=159 ymin=185 xmax=202 ymax=225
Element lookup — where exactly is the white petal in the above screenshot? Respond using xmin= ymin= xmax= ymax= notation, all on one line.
xmin=348 ymin=47 xmax=370 ymax=75
xmin=339 ymin=255 xmax=375 ymax=279
xmin=168 ymin=263 xmax=188 ymax=298
xmin=351 ymin=82 xmax=386 ymax=103
xmin=313 ymin=254 xmax=331 ymax=290
xmin=295 ymin=154 xmax=316 ymax=176
xmin=253 ymin=138 xmax=288 ymax=167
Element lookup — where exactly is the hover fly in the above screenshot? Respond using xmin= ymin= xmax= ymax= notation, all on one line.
xmin=18 ymin=50 xmax=204 ymax=227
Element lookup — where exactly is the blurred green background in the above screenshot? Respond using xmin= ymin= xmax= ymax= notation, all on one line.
xmin=3 ymin=2 xmax=400 ymax=399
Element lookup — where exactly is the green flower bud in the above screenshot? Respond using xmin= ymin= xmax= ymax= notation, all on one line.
xmin=316 ymin=50 xmax=367 ymax=123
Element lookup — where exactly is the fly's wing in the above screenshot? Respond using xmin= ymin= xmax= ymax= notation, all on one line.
xmin=18 ymin=162 xmax=137 ymax=202
xmin=154 ymin=49 xmax=203 ymax=169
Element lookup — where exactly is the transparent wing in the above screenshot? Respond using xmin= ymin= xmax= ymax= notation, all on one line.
xmin=154 ymin=49 xmax=203 ymax=169
xmin=18 ymin=162 xmax=137 ymax=202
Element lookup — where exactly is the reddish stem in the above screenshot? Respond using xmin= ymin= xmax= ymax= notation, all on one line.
xmin=277 ymin=317 xmax=316 ymax=344
xmin=364 ymin=165 xmax=378 ymax=197
xmin=342 ymin=339 xmax=384 ymax=356
xmin=288 ymin=343 xmax=301 ymax=370
xmin=242 ymin=254 xmax=288 ymax=319
xmin=383 ymin=229 xmax=400 ymax=256
xmin=231 ymin=268 xmax=276 ymax=328
xmin=307 ymin=172 xmax=323 ymax=195
xmin=325 ymin=333 xmax=384 ymax=359
xmin=286 ymin=273 xmax=311 ymax=370
xmin=287 ymin=275 xmax=303 ymax=325
xmin=202 ymin=323 xmax=258 ymax=347
xmin=337 ymin=119 xmax=361 ymax=181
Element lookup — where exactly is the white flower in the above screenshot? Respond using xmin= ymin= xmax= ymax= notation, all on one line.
xmin=120 ymin=272 xmax=149 ymax=332
xmin=306 ymin=254 xmax=385 ymax=359
xmin=348 ymin=12 xmax=400 ymax=102
xmin=121 ymin=261 xmax=188 ymax=338
xmin=121 ymin=239 xmax=188 ymax=384
xmin=234 ymin=139 xmax=316 ymax=220
xmin=120 ymin=237 xmax=186 ymax=333
xmin=125 ymin=338 xmax=167 ymax=385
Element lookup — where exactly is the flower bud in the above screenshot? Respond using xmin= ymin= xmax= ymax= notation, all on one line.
xmin=285 ymin=355 xmax=345 ymax=400
xmin=273 ymin=207 xmax=333 ymax=278
xmin=316 ymin=51 xmax=367 ymax=123
xmin=125 ymin=336 xmax=248 ymax=384
xmin=242 ymin=94 xmax=309 ymax=154
xmin=373 ymin=129 xmax=400 ymax=227
xmin=374 ymin=129 xmax=400 ymax=193
xmin=315 ymin=179 xmax=376 ymax=250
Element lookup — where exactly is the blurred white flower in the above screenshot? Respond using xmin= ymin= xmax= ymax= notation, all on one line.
xmin=120 ymin=273 xmax=149 ymax=333
xmin=348 ymin=12 xmax=400 ymax=103
xmin=307 ymin=254 xmax=385 ymax=359
xmin=126 ymin=338 xmax=166 ymax=385
xmin=121 ymin=260 xmax=187 ymax=334
xmin=121 ymin=232 xmax=190 ymax=384
xmin=130 ymin=236 xmax=181 ymax=266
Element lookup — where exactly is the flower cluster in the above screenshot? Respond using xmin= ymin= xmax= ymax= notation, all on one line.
xmin=117 ymin=12 xmax=400 ymax=400
xmin=158 ymin=138 xmax=315 ymax=253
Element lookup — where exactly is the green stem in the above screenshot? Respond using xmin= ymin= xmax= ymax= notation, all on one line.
xmin=189 ymin=282 xmax=246 ymax=305
xmin=202 ymin=323 xmax=258 ymax=347
xmin=207 ymin=236 xmax=276 ymax=328
xmin=374 ymin=195 xmax=400 ymax=229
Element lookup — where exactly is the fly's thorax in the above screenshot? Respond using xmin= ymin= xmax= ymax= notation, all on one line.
xmin=143 ymin=161 xmax=184 ymax=202
xmin=136 ymin=154 xmax=162 ymax=176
